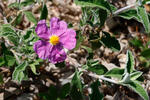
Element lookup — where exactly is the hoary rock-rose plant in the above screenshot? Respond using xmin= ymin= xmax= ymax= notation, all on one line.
xmin=34 ymin=17 xmax=76 ymax=64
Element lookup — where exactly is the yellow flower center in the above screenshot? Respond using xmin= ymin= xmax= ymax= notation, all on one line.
xmin=49 ymin=35 xmax=60 ymax=45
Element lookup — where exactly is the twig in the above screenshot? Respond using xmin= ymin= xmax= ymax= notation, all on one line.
xmin=10 ymin=11 xmax=22 ymax=24
xmin=3 ymin=17 xmax=8 ymax=24
xmin=23 ymin=4 xmax=34 ymax=11
xmin=68 ymin=56 xmax=118 ymax=84
xmin=88 ymin=73 xmax=118 ymax=84
xmin=0 ymin=67 xmax=10 ymax=73
xmin=10 ymin=3 xmax=35 ymax=24
xmin=78 ymin=67 xmax=118 ymax=84
xmin=10 ymin=49 xmax=21 ymax=64
xmin=113 ymin=3 xmax=138 ymax=15
xmin=0 ymin=4 xmax=8 ymax=24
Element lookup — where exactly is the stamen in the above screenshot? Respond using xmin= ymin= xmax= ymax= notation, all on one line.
xmin=49 ymin=35 xmax=59 ymax=45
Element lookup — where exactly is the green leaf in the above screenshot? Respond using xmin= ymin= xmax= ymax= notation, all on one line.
xmin=118 ymin=9 xmax=141 ymax=22
xmin=0 ymin=57 xmax=5 ymax=66
xmin=130 ymin=38 xmax=143 ymax=48
xmin=99 ymin=9 xmax=108 ymax=27
xmin=30 ymin=64 xmax=38 ymax=75
xmin=29 ymin=59 xmax=42 ymax=75
xmin=15 ymin=12 xmax=23 ymax=25
xmin=24 ymin=11 xmax=37 ymax=24
xmin=59 ymin=83 xmax=70 ymax=98
xmin=74 ymin=0 xmax=111 ymax=12
xmin=110 ymin=4 xmax=117 ymax=12
xmin=48 ymin=85 xmax=58 ymax=100
xmin=20 ymin=0 xmax=35 ymax=7
xmin=142 ymin=0 xmax=150 ymax=4
xmin=120 ymin=73 xmax=131 ymax=83
xmin=24 ymin=30 xmax=32 ymax=40
xmin=0 ymin=74 xmax=3 ymax=84
xmin=70 ymin=71 xmax=83 ymax=100
xmin=0 ymin=24 xmax=19 ymax=46
xmin=84 ymin=8 xmax=104 ymax=26
xmin=101 ymin=31 xmax=120 ymax=51
xmin=125 ymin=50 xmax=135 ymax=74
xmin=122 ymin=81 xmax=149 ymax=100
xmin=91 ymin=40 xmax=102 ymax=49
xmin=18 ymin=72 xmax=25 ymax=82
xmin=0 ymin=24 xmax=18 ymax=42
xmin=105 ymin=68 xmax=124 ymax=79
xmin=137 ymin=6 xmax=150 ymax=33
xmin=87 ymin=60 xmax=108 ymax=75
xmin=89 ymin=31 xmax=102 ymax=49
xmin=1 ymin=43 xmax=12 ymax=56
xmin=7 ymin=35 xmax=19 ymax=46
xmin=81 ymin=46 xmax=93 ymax=59
xmin=130 ymin=71 xmax=143 ymax=81
xmin=5 ymin=55 xmax=16 ymax=67
xmin=40 ymin=4 xmax=48 ymax=20
xmin=0 ymin=24 xmax=15 ymax=36
xmin=141 ymin=48 xmax=150 ymax=58
xmin=8 ymin=2 xmax=19 ymax=8
xmin=39 ymin=85 xmax=58 ymax=100
xmin=38 ymin=93 xmax=49 ymax=100
xmin=90 ymin=80 xmax=104 ymax=100
xmin=87 ymin=60 xmax=99 ymax=66
xmin=81 ymin=46 xmax=93 ymax=53
xmin=12 ymin=62 xmax=28 ymax=82
xmin=75 ymin=31 xmax=84 ymax=50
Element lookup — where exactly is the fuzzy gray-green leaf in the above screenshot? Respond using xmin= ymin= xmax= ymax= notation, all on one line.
xmin=122 ymin=81 xmax=149 ymax=100
xmin=70 ymin=71 xmax=83 ymax=100
xmin=130 ymin=71 xmax=143 ymax=81
xmin=118 ymin=9 xmax=141 ymax=22
xmin=137 ymin=6 xmax=150 ymax=33
xmin=125 ymin=50 xmax=134 ymax=74
xmin=105 ymin=68 xmax=124 ymax=79
xmin=12 ymin=62 xmax=28 ymax=82
xmin=24 ymin=11 xmax=37 ymax=24
xmin=90 ymin=80 xmax=104 ymax=100
xmin=75 ymin=0 xmax=111 ymax=12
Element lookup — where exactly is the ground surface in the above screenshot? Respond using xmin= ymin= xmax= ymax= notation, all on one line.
xmin=0 ymin=0 xmax=150 ymax=100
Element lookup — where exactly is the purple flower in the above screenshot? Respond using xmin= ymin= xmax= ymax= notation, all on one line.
xmin=33 ymin=17 xmax=76 ymax=64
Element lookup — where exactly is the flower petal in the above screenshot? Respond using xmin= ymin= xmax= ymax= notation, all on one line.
xmin=59 ymin=29 xmax=76 ymax=50
xmin=48 ymin=44 xmax=67 ymax=64
xmin=35 ymin=20 xmax=50 ymax=40
xmin=50 ymin=17 xmax=67 ymax=36
xmin=33 ymin=40 xmax=52 ymax=60
xmin=50 ymin=17 xmax=59 ymax=29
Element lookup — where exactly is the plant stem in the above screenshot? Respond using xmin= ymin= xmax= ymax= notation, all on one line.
xmin=68 ymin=57 xmax=118 ymax=84
xmin=78 ymin=67 xmax=118 ymax=84
xmin=0 ymin=5 xmax=8 ymax=24
xmin=113 ymin=3 xmax=138 ymax=15
xmin=10 ymin=49 xmax=21 ymax=64
xmin=88 ymin=73 xmax=118 ymax=84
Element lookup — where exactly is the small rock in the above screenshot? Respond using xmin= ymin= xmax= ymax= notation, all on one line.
xmin=0 ymin=93 xmax=4 ymax=100
xmin=127 ymin=0 xmax=136 ymax=6
xmin=104 ymin=95 xmax=113 ymax=100
xmin=118 ymin=54 xmax=126 ymax=68
xmin=17 ymin=93 xmax=34 ymax=100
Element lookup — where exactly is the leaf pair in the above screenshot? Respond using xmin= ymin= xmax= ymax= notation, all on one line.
xmin=70 ymin=71 xmax=103 ymax=100
xmin=90 ymin=31 xmax=120 ymax=51
xmin=24 ymin=3 xmax=48 ymax=23
xmin=8 ymin=0 xmax=35 ymax=9
xmin=104 ymin=50 xmax=148 ymax=100
xmin=0 ymin=24 xmax=19 ymax=46
xmin=75 ymin=0 xmax=112 ymax=13
xmin=118 ymin=6 xmax=150 ymax=33
xmin=12 ymin=62 xmax=28 ymax=83
xmin=0 ymin=43 xmax=16 ymax=67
